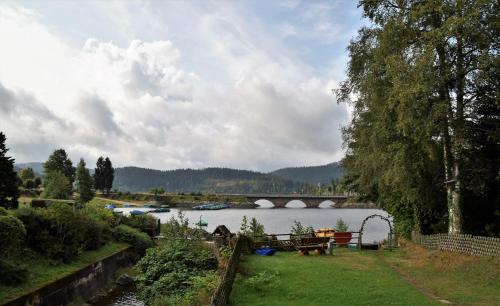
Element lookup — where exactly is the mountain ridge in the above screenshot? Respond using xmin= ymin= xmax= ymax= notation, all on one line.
xmin=15 ymin=162 xmax=343 ymax=192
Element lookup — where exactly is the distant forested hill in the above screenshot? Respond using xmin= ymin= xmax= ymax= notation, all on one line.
xmin=114 ymin=167 xmax=304 ymax=193
xmin=269 ymin=162 xmax=343 ymax=184
xmin=15 ymin=162 xmax=44 ymax=176
xmin=15 ymin=162 xmax=342 ymax=193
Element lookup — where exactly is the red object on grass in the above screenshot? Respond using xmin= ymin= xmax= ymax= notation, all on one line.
xmin=334 ymin=232 xmax=352 ymax=245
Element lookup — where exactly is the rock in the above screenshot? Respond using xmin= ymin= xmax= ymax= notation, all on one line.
xmin=86 ymin=293 xmax=107 ymax=304
xmin=116 ymin=274 xmax=134 ymax=286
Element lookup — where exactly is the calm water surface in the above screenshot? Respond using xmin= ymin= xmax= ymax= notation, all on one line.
xmin=115 ymin=200 xmax=391 ymax=243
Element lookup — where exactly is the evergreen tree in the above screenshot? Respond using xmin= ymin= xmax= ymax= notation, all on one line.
xmin=75 ymin=158 xmax=94 ymax=205
xmin=103 ymin=157 xmax=114 ymax=196
xmin=94 ymin=157 xmax=105 ymax=193
xmin=44 ymin=149 xmax=75 ymax=185
xmin=0 ymin=132 xmax=19 ymax=209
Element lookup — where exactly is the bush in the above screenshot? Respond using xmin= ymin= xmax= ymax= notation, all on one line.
xmin=112 ymin=225 xmax=153 ymax=255
xmin=137 ymin=239 xmax=217 ymax=304
xmin=0 ymin=214 xmax=26 ymax=257
xmin=335 ymin=218 xmax=350 ymax=232
xmin=14 ymin=204 xmax=103 ymax=263
xmin=82 ymin=217 xmax=111 ymax=250
xmin=31 ymin=199 xmax=47 ymax=208
xmin=0 ymin=259 xmax=28 ymax=286
xmin=121 ymin=213 xmax=158 ymax=235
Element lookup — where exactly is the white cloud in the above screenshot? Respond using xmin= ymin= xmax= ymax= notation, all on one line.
xmin=0 ymin=3 xmax=350 ymax=171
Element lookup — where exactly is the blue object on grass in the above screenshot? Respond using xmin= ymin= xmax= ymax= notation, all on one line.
xmin=255 ymin=248 xmax=276 ymax=256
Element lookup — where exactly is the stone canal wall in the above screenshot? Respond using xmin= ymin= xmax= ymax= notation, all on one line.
xmin=3 ymin=247 xmax=133 ymax=306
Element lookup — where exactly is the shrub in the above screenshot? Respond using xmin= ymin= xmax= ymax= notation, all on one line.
xmin=0 ymin=259 xmax=28 ymax=286
xmin=335 ymin=218 xmax=350 ymax=232
xmin=82 ymin=217 xmax=111 ymax=250
xmin=0 ymin=214 xmax=26 ymax=257
xmin=137 ymin=239 xmax=217 ymax=304
xmin=14 ymin=204 xmax=89 ymax=262
xmin=290 ymin=220 xmax=314 ymax=238
xmin=112 ymin=225 xmax=153 ymax=255
xmin=121 ymin=214 xmax=158 ymax=235
xmin=31 ymin=199 xmax=47 ymax=208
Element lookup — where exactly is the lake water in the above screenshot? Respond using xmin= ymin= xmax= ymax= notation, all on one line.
xmin=115 ymin=200 xmax=391 ymax=244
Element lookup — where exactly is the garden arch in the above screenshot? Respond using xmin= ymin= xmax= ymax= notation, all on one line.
xmin=358 ymin=214 xmax=394 ymax=249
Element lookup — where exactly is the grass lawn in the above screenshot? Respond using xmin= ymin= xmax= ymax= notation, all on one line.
xmin=0 ymin=242 xmax=128 ymax=304
xmin=381 ymin=241 xmax=500 ymax=305
xmin=231 ymin=249 xmax=438 ymax=306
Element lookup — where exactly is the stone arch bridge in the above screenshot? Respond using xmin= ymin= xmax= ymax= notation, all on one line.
xmin=221 ymin=194 xmax=350 ymax=208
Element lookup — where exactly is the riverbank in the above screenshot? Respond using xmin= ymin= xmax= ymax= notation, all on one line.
xmin=0 ymin=243 xmax=128 ymax=304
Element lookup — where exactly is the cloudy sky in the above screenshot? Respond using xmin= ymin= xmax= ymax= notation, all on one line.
xmin=0 ymin=0 xmax=365 ymax=172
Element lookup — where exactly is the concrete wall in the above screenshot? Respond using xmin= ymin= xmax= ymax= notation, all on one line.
xmin=3 ymin=247 xmax=132 ymax=306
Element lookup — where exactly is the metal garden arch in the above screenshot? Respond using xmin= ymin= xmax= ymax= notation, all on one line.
xmin=358 ymin=214 xmax=394 ymax=250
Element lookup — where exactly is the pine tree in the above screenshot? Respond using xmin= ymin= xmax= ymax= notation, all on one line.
xmin=0 ymin=132 xmax=19 ymax=209
xmin=75 ymin=158 xmax=94 ymax=205
xmin=94 ymin=157 xmax=105 ymax=193
xmin=103 ymin=157 xmax=114 ymax=196
xmin=44 ymin=149 xmax=75 ymax=185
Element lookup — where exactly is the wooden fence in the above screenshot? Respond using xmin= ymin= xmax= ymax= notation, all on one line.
xmin=412 ymin=232 xmax=500 ymax=257
xmin=210 ymin=235 xmax=246 ymax=306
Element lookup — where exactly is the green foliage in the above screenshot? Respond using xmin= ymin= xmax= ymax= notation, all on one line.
xmin=112 ymin=225 xmax=153 ymax=255
xmin=0 ymin=214 xmax=26 ymax=257
xmin=121 ymin=213 xmax=158 ymax=235
xmin=161 ymin=210 xmax=191 ymax=238
xmin=42 ymin=170 xmax=72 ymax=199
xmin=239 ymin=216 xmax=265 ymax=239
xmin=43 ymin=149 xmax=75 ymax=185
xmin=136 ymin=239 xmax=217 ymax=305
xmin=150 ymin=273 xmax=219 ymax=306
xmin=14 ymin=203 xmax=112 ymax=262
xmin=112 ymin=166 xmax=305 ymax=193
xmin=0 ymin=132 xmax=19 ymax=209
xmin=93 ymin=156 xmax=114 ymax=196
xmin=0 ymin=259 xmax=28 ymax=286
xmin=19 ymin=168 xmax=37 ymax=190
xmin=245 ymin=270 xmax=280 ymax=295
xmin=335 ymin=218 xmax=350 ymax=232
xmin=290 ymin=220 xmax=314 ymax=237
xmin=337 ymin=0 xmax=500 ymax=236
xmin=75 ymin=158 xmax=94 ymax=205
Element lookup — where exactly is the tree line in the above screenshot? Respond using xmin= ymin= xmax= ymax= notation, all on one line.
xmin=339 ymin=0 xmax=499 ymax=236
xmin=0 ymin=131 xmax=115 ymax=208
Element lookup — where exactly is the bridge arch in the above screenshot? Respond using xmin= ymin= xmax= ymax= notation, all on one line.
xmin=285 ymin=200 xmax=306 ymax=208
xmin=318 ymin=200 xmax=333 ymax=208
xmin=254 ymin=199 xmax=274 ymax=208
xmin=358 ymin=214 xmax=394 ymax=249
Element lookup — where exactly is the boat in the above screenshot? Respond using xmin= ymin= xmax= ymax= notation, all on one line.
xmin=130 ymin=210 xmax=146 ymax=216
xmin=105 ymin=204 xmax=116 ymax=210
xmin=195 ymin=217 xmax=208 ymax=227
xmin=192 ymin=203 xmax=230 ymax=210
xmin=151 ymin=207 xmax=170 ymax=213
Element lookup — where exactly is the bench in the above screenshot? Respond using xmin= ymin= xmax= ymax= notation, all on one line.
xmin=296 ymin=237 xmax=330 ymax=255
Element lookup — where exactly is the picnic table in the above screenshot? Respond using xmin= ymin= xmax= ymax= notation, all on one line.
xmin=296 ymin=237 xmax=331 ymax=255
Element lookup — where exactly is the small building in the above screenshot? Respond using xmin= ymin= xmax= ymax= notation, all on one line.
xmin=212 ymin=225 xmax=232 ymax=248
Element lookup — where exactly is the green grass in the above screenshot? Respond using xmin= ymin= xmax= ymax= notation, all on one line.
xmin=231 ymin=249 xmax=437 ymax=306
xmin=0 ymin=242 xmax=128 ymax=303
xmin=381 ymin=242 xmax=500 ymax=305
